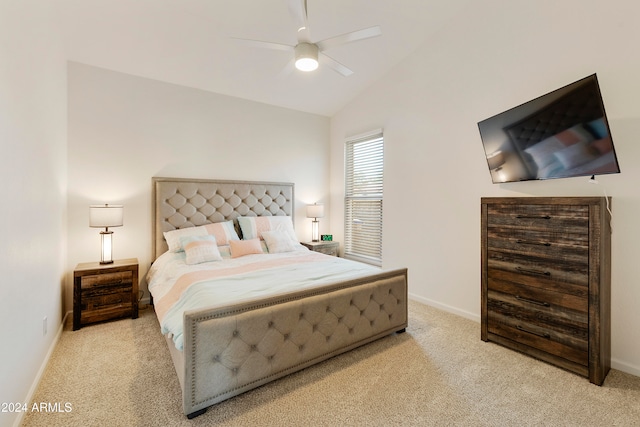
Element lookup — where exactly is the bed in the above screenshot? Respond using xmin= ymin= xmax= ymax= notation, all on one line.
xmin=148 ymin=177 xmax=408 ymax=418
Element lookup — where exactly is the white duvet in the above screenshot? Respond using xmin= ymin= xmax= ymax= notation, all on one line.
xmin=146 ymin=247 xmax=379 ymax=351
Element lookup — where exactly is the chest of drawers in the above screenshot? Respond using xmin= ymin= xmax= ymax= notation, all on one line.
xmin=481 ymin=197 xmax=611 ymax=385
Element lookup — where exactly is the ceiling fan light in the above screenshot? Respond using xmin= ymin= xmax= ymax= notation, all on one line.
xmin=294 ymin=43 xmax=319 ymax=72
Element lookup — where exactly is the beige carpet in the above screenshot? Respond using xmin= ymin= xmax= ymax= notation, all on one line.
xmin=22 ymin=300 xmax=640 ymax=427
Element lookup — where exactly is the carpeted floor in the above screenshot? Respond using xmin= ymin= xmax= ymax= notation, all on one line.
xmin=22 ymin=300 xmax=640 ymax=426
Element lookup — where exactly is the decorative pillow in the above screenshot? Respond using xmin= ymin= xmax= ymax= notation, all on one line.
xmin=202 ymin=221 xmax=240 ymax=246
xmin=261 ymin=230 xmax=297 ymax=253
xmin=590 ymin=136 xmax=613 ymax=154
xmin=164 ymin=220 xmax=239 ymax=252
xmin=181 ymin=235 xmax=222 ymax=265
xmin=587 ymin=118 xmax=608 ymax=139
xmin=237 ymin=216 xmax=297 ymax=242
xmin=553 ymin=124 xmax=594 ymax=146
xmin=553 ymin=140 xmax=597 ymax=169
xmin=230 ymin=238 xmax=263 ymax=258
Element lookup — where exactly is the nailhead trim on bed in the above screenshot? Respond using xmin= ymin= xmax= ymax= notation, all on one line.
xmin=184 ymin=273 xmax=407 ymax=410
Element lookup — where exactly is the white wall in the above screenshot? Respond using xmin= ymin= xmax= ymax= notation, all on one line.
xmin=67 ymin=63 xmax=330 ymax=310
xmin=0 ymin=2 xmax=67 ymax=427
xmin=330 ymin=0 xmax=640 ymax=376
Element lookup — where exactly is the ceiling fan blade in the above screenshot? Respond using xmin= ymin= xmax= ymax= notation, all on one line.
xmin=276 ymin=58 xmax=295 ymax=80
xmin=287 ymin=0 xmax=311 ymax=42
xmin=316 ymin=26 xmax=382 ymax=51
xmin=319 ymin=52 xmax=353 ymax=77
xmin=230 ymin=38 xmax=294 ymax=52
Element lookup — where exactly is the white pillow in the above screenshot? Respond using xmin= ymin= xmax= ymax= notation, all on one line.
xmin=181 ymin=235 xmax=223 ymax=265
xmin=164 ymin=226 xmax=207 ymax=252
xmin=237 ymin=216 xmax=297 ymax=242
xmin=261 ymin=230 xmax=297 ymax=253
xmin=163 ymin=220 xmax=239 ymax=252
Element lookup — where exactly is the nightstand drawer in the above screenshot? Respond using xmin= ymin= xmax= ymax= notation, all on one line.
xmin=81 ymin=271 xmax=133 ymax=288
xmin=314 ymin=245 xmax=338 ymax=256
xmin=81 ymin=284 xmax=133 ymax=308
xmin=301 ymin=241 xmax=339 ymax=256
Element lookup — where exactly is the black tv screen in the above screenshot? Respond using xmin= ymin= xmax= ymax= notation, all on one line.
xmin=478 ymin=74 xmax=620 ymax=183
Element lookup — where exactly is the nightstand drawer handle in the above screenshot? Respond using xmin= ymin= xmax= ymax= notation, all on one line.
xmin=517 ymin=325 xmax=550 ymax=339
xmin=515 ymin=266 xmax=551 ymax=277
xmin=516 ymin=239 xmax=551 ymax=247
xmin=515 ymin=295 xmax=550 ymax=307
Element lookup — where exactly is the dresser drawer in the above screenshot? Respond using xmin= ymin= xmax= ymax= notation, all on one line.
xmin=487 ymin=250 xmax=588 ymax=286
xmin=487 ymin=281 xmax=588 ymax=366
xmin=487 ymin=228 xmax=588 ymax=262
xmin=488 ymin=268 xmax=588 ymax=298
xmin=487 ymin=310 xmax=588 ymax=367
xmin=487 ymin=204 xmax=589 ymax=234
xmin=81 ymin=271 xmax=133 ymax=288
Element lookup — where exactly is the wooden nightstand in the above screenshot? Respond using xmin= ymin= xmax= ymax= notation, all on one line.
xmin=73 ymin=258 xmax=139 ymax=330
xmin=301 ymin=241 xmax=340 ymax=257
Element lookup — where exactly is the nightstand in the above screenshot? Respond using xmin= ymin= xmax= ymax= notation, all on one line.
xmin=73 ymin=258 xmax=139 ymax=330
xmin=301 ymin=241 xmax=340 ymax=257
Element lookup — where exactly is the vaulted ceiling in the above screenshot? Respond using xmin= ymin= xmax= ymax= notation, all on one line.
xmin=57 ymin=0 xmax=472 ymax=116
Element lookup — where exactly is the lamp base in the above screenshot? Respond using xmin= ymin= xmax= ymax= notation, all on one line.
xmin=99 ymin=230 xmax=114 ymax=265
xmin=311 ymin=220 xmax=320 ymax=242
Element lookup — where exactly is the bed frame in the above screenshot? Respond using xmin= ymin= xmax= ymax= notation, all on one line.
xmin=151 ymin=177 xmax=408 ymax=418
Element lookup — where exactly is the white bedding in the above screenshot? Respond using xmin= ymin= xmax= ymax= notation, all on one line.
xmin=147 ymin=247 xmax=380 ymax=351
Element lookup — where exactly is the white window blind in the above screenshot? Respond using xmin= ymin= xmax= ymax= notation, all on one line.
xmin=344 ymin=131 xmax=383 ymax=266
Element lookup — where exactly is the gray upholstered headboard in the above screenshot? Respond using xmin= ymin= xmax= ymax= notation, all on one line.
xmin=152 ymin=177 xmax=294 ymax=260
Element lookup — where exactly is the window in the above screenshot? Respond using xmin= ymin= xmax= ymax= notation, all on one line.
xmin=344 ymin=130 xmax=383 ymax=266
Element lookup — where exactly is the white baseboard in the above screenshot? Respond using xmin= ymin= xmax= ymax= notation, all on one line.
xmin=407 ymin=294 xmax=640 ymax=379
xmin=611 ymin=358 xmax=640 ymax=377
xmin=13 ymin=310 xmax=72 ymax=427
xmin=408 ymin=293 xmax=480 ymax=323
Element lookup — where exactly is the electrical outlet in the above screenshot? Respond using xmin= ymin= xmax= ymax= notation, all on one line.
xmin=43 ymin=316 xmax=47 ymax=336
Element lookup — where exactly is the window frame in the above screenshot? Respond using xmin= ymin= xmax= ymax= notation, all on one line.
xmin=344 ymin=129 xmax=384 ymax=267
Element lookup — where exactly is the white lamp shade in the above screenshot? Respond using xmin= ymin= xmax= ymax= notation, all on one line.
xmin=90 ymin=204 xmax=124 ymax=228
xmin=487 ymin=150 xmax=506 ymax=170
xmin=306 ymin=204 xmax=325 ymax=219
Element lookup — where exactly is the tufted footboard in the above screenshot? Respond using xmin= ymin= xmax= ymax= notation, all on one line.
xmin=176 ymin=268 xmax=408 ymax=418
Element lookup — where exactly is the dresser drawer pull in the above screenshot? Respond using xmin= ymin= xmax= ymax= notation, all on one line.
xmin=515 ymin=215 xmax=551 ymax=220
xmin=517 ymin=325 xmax=551 ymax=339
xmin=515 ymin=295 xmax=551 ymax=307
xmin=516 ymin=239 xmax=551 ymax=247
xmin=515 ymin=266 xmax=551 ymax=276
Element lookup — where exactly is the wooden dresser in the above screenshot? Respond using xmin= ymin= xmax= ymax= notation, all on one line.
xmin=73 ymin=258 xmax=139 ymax=330
xmin=481 ymin=197 xmax=611 ymax=385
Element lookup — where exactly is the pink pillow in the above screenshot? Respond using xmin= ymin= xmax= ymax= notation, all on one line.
xmin=230 ymin=238 xmax=263 ymax=258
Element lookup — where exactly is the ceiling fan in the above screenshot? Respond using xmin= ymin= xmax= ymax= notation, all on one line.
xmin=232 ymin=0 xmax=382 ymax=76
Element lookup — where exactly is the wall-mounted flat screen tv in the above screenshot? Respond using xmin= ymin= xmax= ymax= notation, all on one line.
xmin=478 ymin=74 xmax=620 ymax=184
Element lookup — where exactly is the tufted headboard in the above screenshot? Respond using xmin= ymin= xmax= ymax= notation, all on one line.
xmin=152 ymin=177 xmax=294 ymax=260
